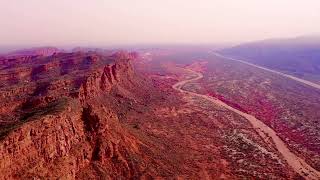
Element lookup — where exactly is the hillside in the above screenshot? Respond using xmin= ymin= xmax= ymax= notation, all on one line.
xmin=0 ymin=51 xmax=171 ymax=179
xmin=220 ymin=36 xmax=320 ymax=83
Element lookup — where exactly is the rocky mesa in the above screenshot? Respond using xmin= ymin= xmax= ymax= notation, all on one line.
xmin=0 ymin=51 xmax=160 ymax=179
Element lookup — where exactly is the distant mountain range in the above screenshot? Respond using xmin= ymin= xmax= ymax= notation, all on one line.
xmin=220 ymin=35 xmax=320 ymax=82
xmin=1 ymin=47 xmax=62 ymax=57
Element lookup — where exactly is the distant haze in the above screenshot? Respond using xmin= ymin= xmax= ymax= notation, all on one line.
xmin=0 ymin=0 xmax=319 ymax=47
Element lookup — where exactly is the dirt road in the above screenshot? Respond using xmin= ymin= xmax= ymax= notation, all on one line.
xmin=173 ymin=69 xmax=320 ymax=180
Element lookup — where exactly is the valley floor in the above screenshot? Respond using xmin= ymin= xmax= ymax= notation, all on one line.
xmin=173 ymin=68 xmax=320 ymax=179
xmin=134 ymin=50 xmax=320 ymax=179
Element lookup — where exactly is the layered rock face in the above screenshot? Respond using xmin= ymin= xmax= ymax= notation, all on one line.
xmin=0 ymin=51 xmax=153 ymax=179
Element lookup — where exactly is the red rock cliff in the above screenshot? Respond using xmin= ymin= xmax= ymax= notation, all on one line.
xmin=0 ymin=51 xmax=153 ymax=179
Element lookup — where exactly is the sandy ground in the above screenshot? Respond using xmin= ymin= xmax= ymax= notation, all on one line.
xmin=173 ymin=69 xmax=320 ymax=180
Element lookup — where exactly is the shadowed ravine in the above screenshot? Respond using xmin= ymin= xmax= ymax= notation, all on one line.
xmin=172 ymin=69 xmax=320 ymax=180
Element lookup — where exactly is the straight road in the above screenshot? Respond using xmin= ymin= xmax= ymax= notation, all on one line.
xmin=212 ymin=52 xmax=320 ymax=90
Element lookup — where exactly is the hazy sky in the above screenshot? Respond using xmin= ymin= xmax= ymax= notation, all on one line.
xmin=0 ymin=0 xmax=319 ymax=47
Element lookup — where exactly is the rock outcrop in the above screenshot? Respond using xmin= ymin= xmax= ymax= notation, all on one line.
xmin=0 ymin=51 xmax=152 ymax=179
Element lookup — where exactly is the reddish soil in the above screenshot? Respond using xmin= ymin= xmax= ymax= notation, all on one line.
xmin=1 ymin=48 xmax=318 ymax=179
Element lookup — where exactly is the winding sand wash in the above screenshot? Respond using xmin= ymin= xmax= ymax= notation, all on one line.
xmin=173 ymin=69 xmax=320 ymax=179
xmin=212 ymin=52 xmax=320 ymax=90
